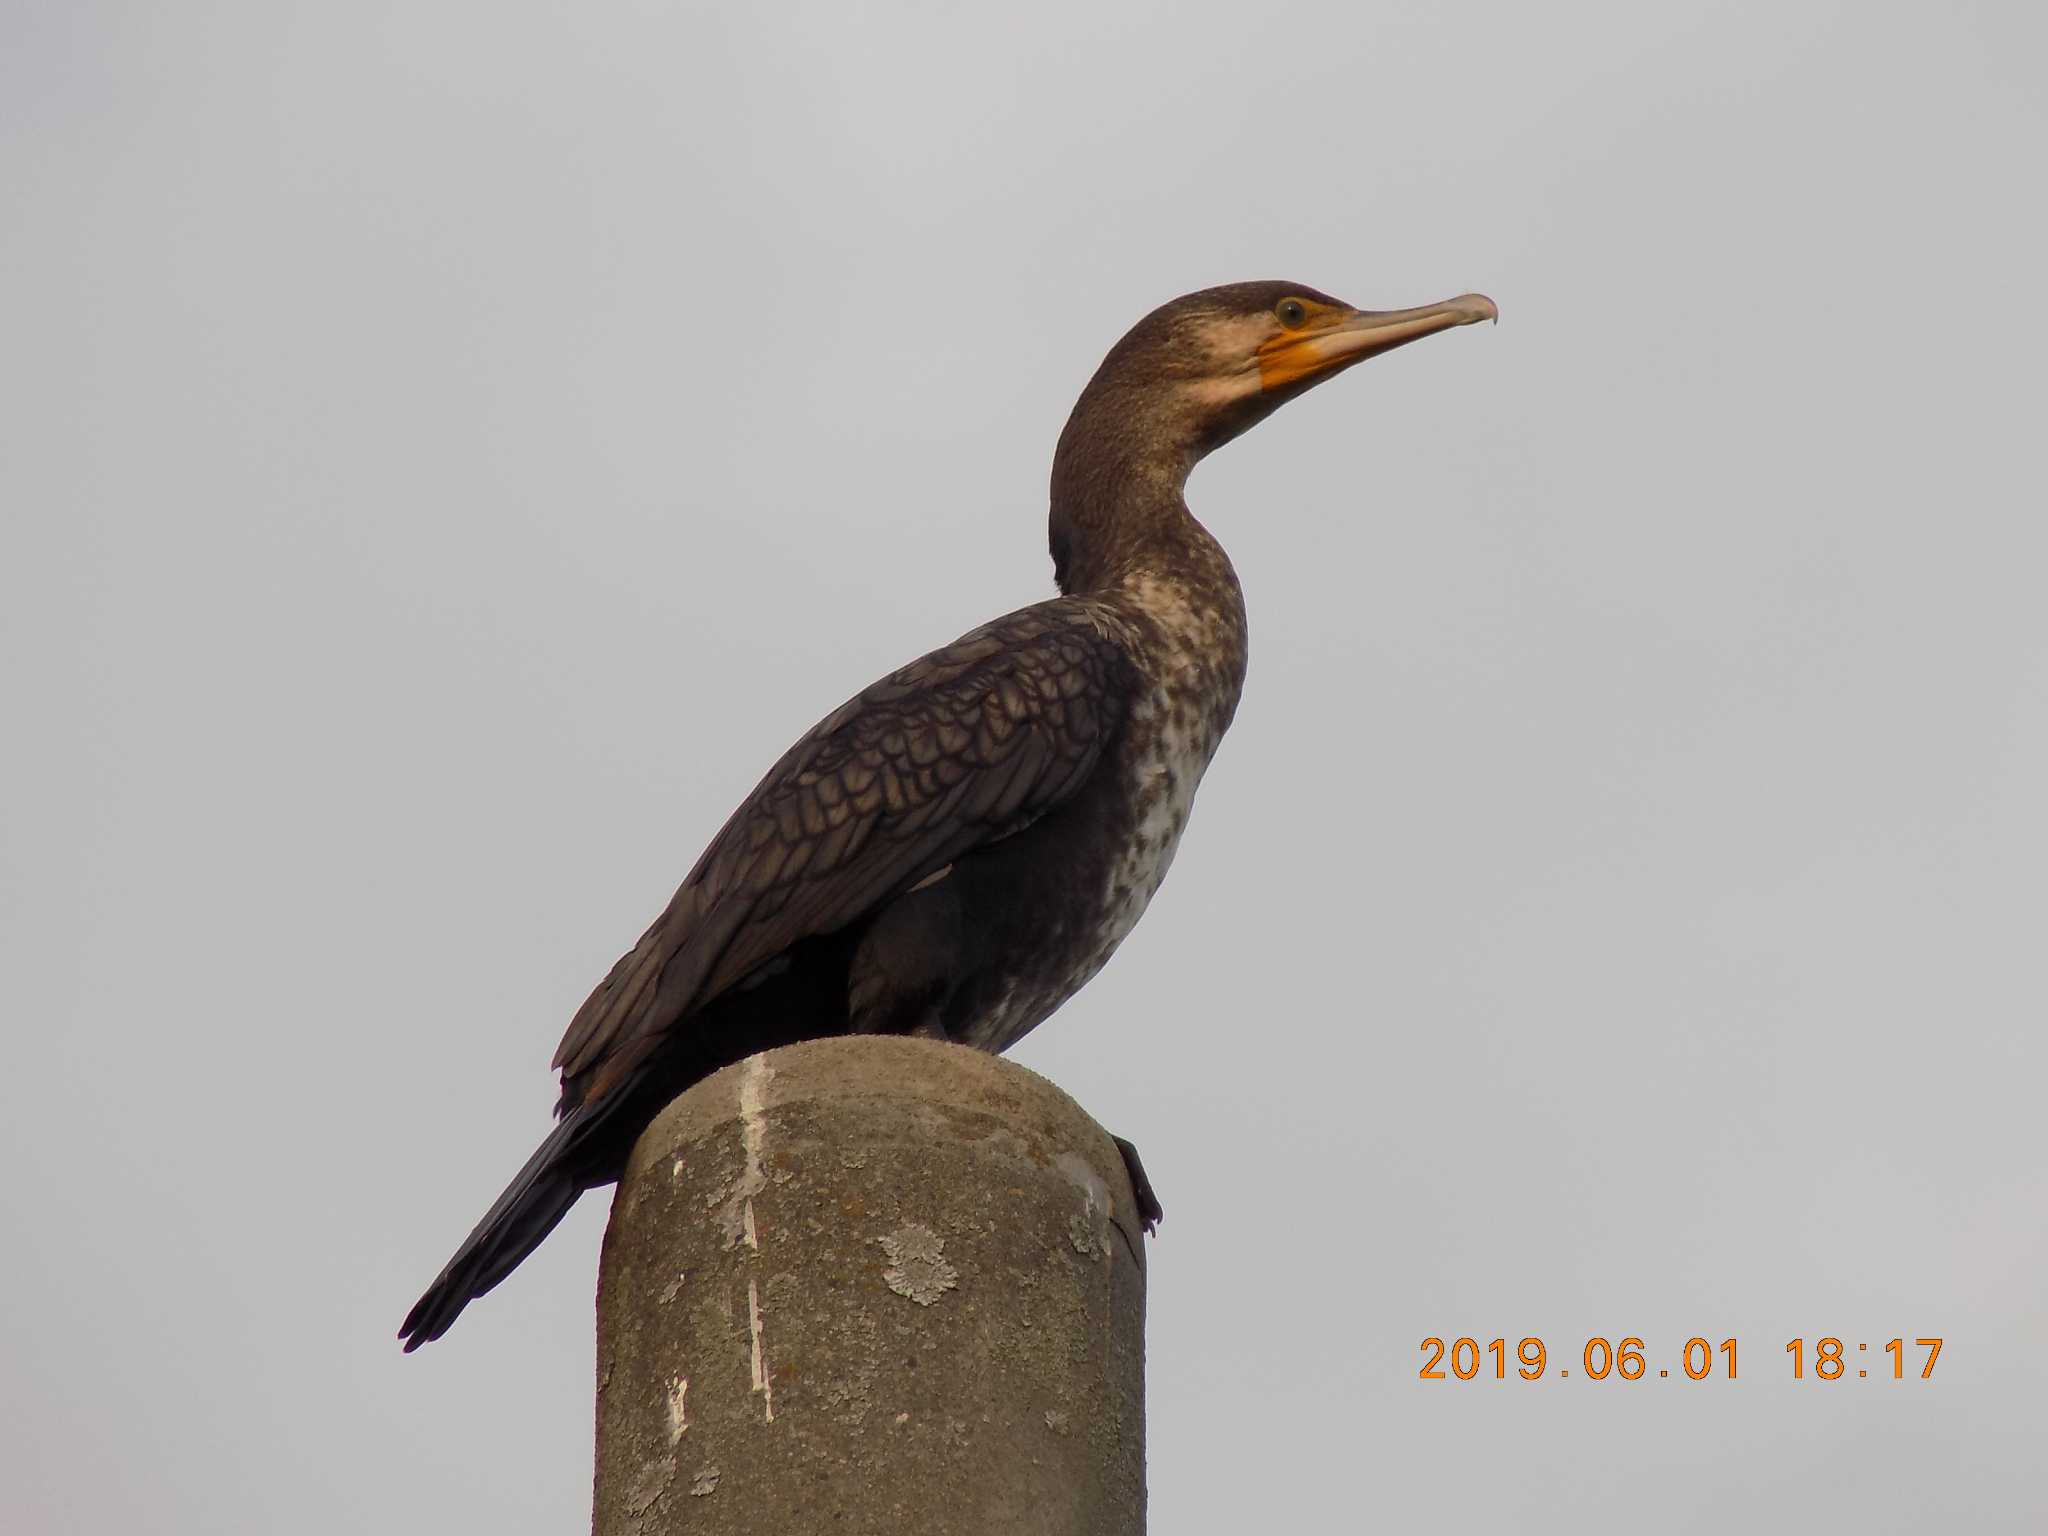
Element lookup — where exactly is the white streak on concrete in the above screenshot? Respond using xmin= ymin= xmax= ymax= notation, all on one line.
xmin=723 ymin=1053 xmax=774 ymax=1249
xmin=1056 ymin=1151 xmax=1114 ymax=1265
xmin=747 ymin=1276 xmax=774 ymax=1422
xmin=666 ymin=1376 xmax=690 ymax=1443
xmin=739 ymin=1054 xmax=771 ymax=1175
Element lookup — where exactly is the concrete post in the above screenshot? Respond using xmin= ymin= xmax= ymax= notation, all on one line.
xmin=591 ymin=1035 xmax=1147 ymax=1535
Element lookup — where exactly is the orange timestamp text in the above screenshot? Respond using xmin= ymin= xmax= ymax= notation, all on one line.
xmin=1419 ymin=1336 xmax=1943 ymax=1382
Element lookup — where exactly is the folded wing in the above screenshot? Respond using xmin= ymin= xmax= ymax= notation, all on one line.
xmin=549 ymin=597 xmax=1134 ymax=1108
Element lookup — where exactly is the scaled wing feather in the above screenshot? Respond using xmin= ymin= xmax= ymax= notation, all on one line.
xmin=549 ymin=599 xmax=1130 ymax=1100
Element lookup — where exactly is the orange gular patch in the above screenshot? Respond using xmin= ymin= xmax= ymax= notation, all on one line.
xmin=1255 ymin=302 xmax=1353 ymax=391
xmin=1256 ymin=294 xmax=1500 ymax=392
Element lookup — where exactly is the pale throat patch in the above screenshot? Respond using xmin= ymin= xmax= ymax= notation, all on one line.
xmin=1180 ymin=311 xmax=1276 ymax=408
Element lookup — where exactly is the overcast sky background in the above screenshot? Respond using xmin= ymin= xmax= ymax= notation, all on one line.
xmin=5 ymin=2 xmax=2045 ymax=1530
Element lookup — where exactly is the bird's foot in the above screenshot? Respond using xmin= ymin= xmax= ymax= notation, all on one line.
xmin=1111 ymin=1134 xmax=1164 ymax=1235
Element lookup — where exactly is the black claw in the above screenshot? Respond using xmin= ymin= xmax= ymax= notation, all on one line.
xmin=1111 ymin=1134 xmax=1164 ymax=1235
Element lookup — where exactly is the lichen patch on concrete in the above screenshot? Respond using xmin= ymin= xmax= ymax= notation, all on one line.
xmin=627 ymin=1455 xmax=674 ymax=1517
xmin=1054 ymin=1151 xmax=1109 ymax=1219
xmin=1068 ymin=1211 xmax=1104 ymax=1258
xmin=878 ymin=1223 xmax=959 ymax=1306
xmin=1056 ymin=1150 xmax=1118 ymax=1262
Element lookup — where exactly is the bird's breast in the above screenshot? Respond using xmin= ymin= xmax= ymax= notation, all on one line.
xmin=1084 ymin=685 xmax=1218 ymax=960
xmin=960 ymin=576 xmax=1246 ymax=1053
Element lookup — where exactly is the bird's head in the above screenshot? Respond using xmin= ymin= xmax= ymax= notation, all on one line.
xmin=1048 ymin=280 xmax=1495 ymax=591
xmin=1072 ymin=280 xmax=1498 ymax=463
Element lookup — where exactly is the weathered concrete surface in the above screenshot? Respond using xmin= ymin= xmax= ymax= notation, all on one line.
xmin=591 ymin=1036 xmax=1147 ymax=1535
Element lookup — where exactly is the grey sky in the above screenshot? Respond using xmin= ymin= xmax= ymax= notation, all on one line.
xmin=4 ymin=2 xmax=2044 ymax=1530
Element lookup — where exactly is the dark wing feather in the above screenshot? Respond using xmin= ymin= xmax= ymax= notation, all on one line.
xmin=549 ymin=598 xmax=1130 ymax=1098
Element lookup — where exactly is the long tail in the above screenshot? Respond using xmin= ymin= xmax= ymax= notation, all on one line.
xmin=399 ymin=1111 xmax=593 ymax=1351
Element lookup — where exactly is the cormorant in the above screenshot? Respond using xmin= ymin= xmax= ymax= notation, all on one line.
xmin=401 ymin=281 xmax=1496 ymax=1349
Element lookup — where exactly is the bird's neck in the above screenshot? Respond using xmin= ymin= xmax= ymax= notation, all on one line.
xmin=1047 ymin=403 xmax=1249 ymax=726
xmin=1048 ymin=383 xmax=1224 ymax=600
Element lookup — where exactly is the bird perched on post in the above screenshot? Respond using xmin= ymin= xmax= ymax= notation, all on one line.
xmin=401 ymin=281 xmax=1495 ymax=1349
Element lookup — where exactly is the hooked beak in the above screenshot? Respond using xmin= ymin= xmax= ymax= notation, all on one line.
xmin=1258 ymin=293 xmax=1498 ymax=392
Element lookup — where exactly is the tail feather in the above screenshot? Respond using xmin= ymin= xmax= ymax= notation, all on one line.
xmin=399 ymin=1112 xmax=592 ymax=1351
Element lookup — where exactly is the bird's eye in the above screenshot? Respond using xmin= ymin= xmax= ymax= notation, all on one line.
xmin=1275 ymin=298 xmax=1309 ymax=328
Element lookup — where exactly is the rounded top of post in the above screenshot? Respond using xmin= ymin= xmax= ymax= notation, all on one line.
xmin=626 ymin=1036 xmax=1139 ymax=1243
